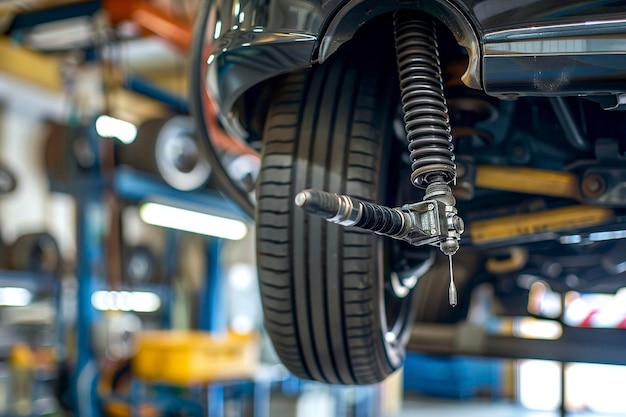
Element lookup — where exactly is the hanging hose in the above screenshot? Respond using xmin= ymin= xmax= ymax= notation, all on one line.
xmin=393 ymin=10 xmax=456 ymax=188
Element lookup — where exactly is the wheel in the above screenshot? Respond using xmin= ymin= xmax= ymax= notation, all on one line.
xmin=123 ymin=245 xmax=158 ymax=285
xmin=10 ymin=232 xmax=61 ymax=274
xmin=118 ymin=117 xmax=211 ymax=191
xmin=256 ymin=48 xmax=416 ymax=384
xmin=0 ymin=162 xmax=17 ymax=195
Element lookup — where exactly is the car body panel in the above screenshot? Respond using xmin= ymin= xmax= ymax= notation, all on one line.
xmin=202 ymin=0 xmax=626 ymax=128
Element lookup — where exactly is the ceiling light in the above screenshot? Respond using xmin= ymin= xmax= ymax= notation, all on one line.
xmin=589 ymin=229 xmax=626 ymax=242
xmin=95 ymin=115 xmax=137 ymax=144
xmin=514 ymin=317 xmax=563 ymax=340
xmin=0 ymin=287 xmax=33 ymax=307
xmin=139 ymin=202 xmax=247 ymax=240
xmin=91 ymin=290 xmax=161 ymax=313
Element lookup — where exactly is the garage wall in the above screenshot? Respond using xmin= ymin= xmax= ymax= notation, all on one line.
xmin=0 ymin=69 xmax=102 ymax=260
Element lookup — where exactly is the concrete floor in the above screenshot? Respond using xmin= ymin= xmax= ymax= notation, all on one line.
xmin=269 ymin=388 xmax=625 ymax=417
xmin=399 ymin=397 xmax=624 ymax=417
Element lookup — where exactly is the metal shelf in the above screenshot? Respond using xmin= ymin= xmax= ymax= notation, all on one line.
xmin=114 ymin=167 xmax=249 ymax=221
xmin=0 ymin=269 xmax=56 ymax=294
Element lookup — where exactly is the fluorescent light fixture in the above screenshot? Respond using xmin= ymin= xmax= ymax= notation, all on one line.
xmin=572 ymin=363 xmax=626 ymax=414
xmin=231 ymin=314 xmax=254 ymax=333
xmin=514 ymin=317 xmax=563 ymax=340
xmin=228 ymin=263 xmax=255 ymax=290
xmin=139 ymin=202 xmax=247 ymax=240
xmin=527 ymin=281 xmax=562 ymax=318
xmin=0 ymin=287 xmax=33 ymax=307
xmin=91 ymin=290 xmax=161 ymax=313
xmin=589 ymin=229 xmax=626 ymax=242
xmin=95 ymin=115 xmax=137 ymax=144
xmin=519 ymin=360 xmax=561 ymax=411
xmin=559 ymin=234 xmax=582 ymax=244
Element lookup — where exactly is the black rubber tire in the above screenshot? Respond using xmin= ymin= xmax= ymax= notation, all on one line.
xmin=256 ymin=50 xmax=414 ymax=385
xmin=117 ymin=117 xmax=211 ymax=191
xmin=0 ymin=162 xmax=17 ymax=195
xmin=117 ymin=118 xmax=162 ymax=173
xmin=9 ymin=232 xmax=61 ymax=274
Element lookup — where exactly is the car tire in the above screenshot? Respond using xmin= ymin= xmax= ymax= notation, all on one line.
xmin=256 ymin=49 xmax=415 ymax=384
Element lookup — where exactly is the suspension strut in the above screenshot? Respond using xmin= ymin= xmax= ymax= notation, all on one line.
xmin=295 ymin=10 xmax=464 ymax=306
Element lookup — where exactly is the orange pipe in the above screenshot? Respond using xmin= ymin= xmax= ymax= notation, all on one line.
xmin=104 ymin=0 xmax=255 ymax=156
xmin=102 ymin=0 xmax=134 ymax=23
xmin=201 ymin=74 xmax=260 ymax=156
xmin=103 ymin=0 xmax=192 ymax=51
xmin=131 ymin=3 xmax=192 ymax=51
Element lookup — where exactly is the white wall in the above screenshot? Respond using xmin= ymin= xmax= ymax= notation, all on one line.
xmin=0 ymin=70 xmax=102 ymax=260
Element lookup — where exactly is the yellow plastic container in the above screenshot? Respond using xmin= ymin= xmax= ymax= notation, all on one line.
xmin=132 ymin=330 xmax=259 ymax=385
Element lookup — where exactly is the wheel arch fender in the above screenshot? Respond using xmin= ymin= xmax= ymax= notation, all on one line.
xmin=316 ymin=0 xmax=483 ymax=90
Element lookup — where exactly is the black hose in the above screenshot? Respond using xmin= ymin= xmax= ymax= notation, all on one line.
xmin=549 ymin=97 xmax=590 ymax=152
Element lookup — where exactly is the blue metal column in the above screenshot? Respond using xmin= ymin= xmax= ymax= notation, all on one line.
xmin=354 ymin=385 xmax=381 ymax=417
xmin=198 ymin=238 xmax=226 ymax=333
xmin=71 ymin=120 xmax=108 ymax=417
xmin=253 ymin=375 xmax=272 ymax=417
xmin=162 ymin=229 xmax=180 ymax=329
xmin=199 ymin=237 xmax=227 ymax=417
xmin=73 ymin=190 xmax=106 ymax=417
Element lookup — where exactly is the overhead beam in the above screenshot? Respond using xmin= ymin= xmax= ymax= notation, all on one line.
xmin=7 ymin=1 xmax=99 ymax=32
xmin=0 ymin=37 xmax=63 ymax=91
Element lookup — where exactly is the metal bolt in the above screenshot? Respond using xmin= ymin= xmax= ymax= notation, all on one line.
xmin=440 ymin=238 xmax=459 ymax=256
xmin=430 ymin=229 xmax=437 ymax=235
xmin=427 ymin=204 xmax=434 ymax=211
xmin=452 ymin=215 xmax=465 ymax=234
xmin=582 ymin=174 xmax=606 ymax=198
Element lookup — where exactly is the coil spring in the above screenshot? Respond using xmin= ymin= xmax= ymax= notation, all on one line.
xmin=393 ymin=10 xmax=455 ymax=188
xmin=445 ymin=58 xmax=497 ymax=144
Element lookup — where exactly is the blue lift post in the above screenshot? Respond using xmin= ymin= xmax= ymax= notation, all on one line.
xmin=13 ymin=3 xmax=113 ymax=410
xmin=11 ymin=1 xmax=244 ymax=409
xmin=199 ymin=238 xmax=226 ymax=334
xmin=115 ymin=166 xmax=255 ymax=416
xmin=202 ymin=237 xmax=226 ymax=417
xmin=72 ymin=124 xmax=107 ymax=417
xmin=201 ymin=230 xmax=272 ymax=417
xmin=161 ymin=229 xmax=181 ymax=330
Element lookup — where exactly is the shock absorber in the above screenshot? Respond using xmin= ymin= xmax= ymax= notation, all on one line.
xmin=393 ymin=10 xmax=462 ymax=304
xmin=393 ymin=11 xmax=455 ymax=188
xmin=295 ymin=10 xmax=464 ymax=306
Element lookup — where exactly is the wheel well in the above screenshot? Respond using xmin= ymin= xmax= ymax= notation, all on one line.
xmin=317 ymin=1 xmax=481 ymax=90
xmin=234 ymin=12 xmax=469 ymax=146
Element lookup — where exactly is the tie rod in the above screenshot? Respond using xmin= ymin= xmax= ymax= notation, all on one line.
xmin=295 ymin=186 xmax=464 ymax=306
